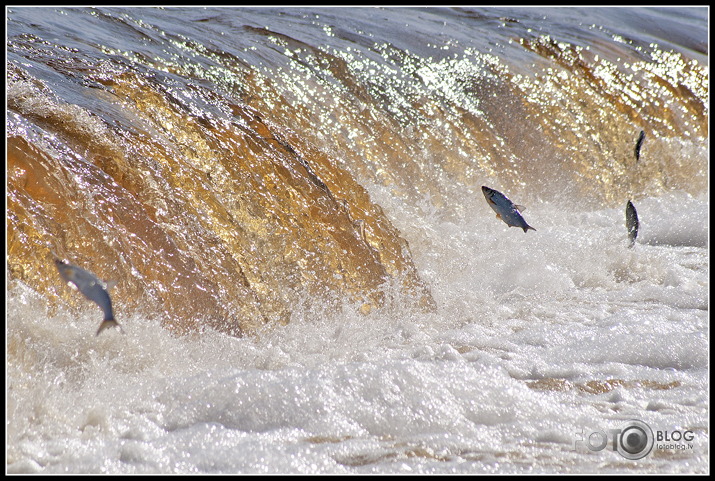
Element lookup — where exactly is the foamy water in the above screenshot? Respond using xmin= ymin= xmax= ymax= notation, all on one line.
xmin=7 ymin=188 xmax=708 ymax=474
xmin=6 ymin=6 xmax=709 ymax=474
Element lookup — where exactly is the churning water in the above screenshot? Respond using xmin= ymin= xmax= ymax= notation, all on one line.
xmin=6 ymin=7 xmax=708 ymax=474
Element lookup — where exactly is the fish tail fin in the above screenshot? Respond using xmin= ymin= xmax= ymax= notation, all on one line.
xmin=96 ymin=319 xmax=122 ymax=336
xmin=523 ymin=225 xmax=536 ymax=233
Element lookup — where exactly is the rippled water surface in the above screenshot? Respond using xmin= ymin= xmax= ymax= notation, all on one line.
xmin=6 ymin=6 xmax=709 ymax=474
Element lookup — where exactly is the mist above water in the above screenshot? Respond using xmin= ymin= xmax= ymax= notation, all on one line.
xmin=6 ymin=6 xmax=708 ymax=474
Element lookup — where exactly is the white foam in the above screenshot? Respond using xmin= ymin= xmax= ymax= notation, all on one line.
xmin=6 ymin=190 xmax=709 ymax=474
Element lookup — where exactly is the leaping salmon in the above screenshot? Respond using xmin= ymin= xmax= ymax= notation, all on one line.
xmin=634 ymin=130 xmax=645 ymax=162
xmin=481 ymin=186 xmax=536 ymax=233
xmin=625 ymin=200 xmax=639 ymax=247
xmin=54 ymin=258 xmax=122 ymax=335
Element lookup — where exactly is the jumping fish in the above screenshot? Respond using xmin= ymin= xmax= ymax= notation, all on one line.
xmin=634 ymin=130 xmax=645 ymax=162
xmin=625 ymin=200 xmax=639 ymax=247
xmin=481 ymin=186 xmax=536 ymax=233
xmin=54 ymin=259 xmax=121 ymax=335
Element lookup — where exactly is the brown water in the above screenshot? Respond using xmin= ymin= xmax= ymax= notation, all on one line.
xmin=6 ymin=7 xmax=708 ymax=336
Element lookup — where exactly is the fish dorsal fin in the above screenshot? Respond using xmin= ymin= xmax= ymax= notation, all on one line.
xmin=514 ymin=204 xmax=526 ymax=212
xmin=104 ymin=280 xmax=118 ymax=290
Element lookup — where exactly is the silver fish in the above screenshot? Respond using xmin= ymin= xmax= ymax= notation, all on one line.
xmin=626 ymin=200 xmax=639 ymax=247
xmin=634 ymin=130 xmax=645 ymax=162
xmin=54 ymin=259 xmax=121 ymax=335
xmin=481 ymin=186 xmax=536 ymax=233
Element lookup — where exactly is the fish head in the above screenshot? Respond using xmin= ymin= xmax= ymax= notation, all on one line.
xmin=481 ymin=186 xmax=497 ymax=204
xmin=54 ymin=258 xmax=74 ymax=281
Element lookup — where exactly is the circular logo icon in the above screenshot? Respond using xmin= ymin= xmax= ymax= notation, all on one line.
xmin=617 ymin=420 xmax=654 ymax=460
